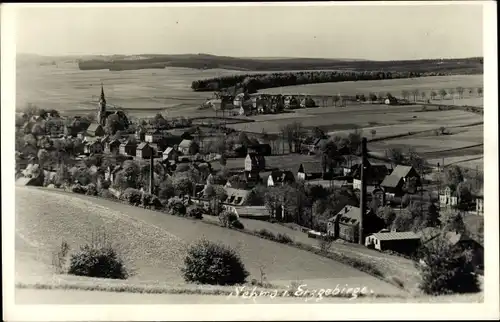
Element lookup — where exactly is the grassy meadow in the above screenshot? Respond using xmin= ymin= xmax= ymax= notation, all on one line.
xmin=15 ymin=186 xmax=407 ymax=296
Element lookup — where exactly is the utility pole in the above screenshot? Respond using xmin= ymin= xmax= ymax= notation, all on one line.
xmin=359 ymin=137 xmax=367 ymax=245
xmin=149 ymin=154 xmax=154 ymax=195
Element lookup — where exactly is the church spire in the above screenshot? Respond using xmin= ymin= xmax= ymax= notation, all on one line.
xmin=100 ymin=82 xmax=106 ymax=104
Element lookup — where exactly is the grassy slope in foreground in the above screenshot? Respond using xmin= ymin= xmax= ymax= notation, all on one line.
xmin=15 ymin=187 xmax=406 ymax=296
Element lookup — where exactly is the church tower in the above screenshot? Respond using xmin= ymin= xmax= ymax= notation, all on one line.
xmin=97 ymin=83 xmax=107 ymax=126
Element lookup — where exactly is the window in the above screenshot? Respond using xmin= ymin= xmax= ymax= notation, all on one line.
xmin=235 ymin=197 xmax=243 ymax=205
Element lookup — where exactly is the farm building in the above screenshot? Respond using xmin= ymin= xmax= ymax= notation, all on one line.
xmin=119 ymin=140 xmax=137 ymax=157
xmin=245 ymin=152 xmax=266 ymax=172
xmin=222 ymin=187 xmax=251 ymax=206
xmin=298 ymin=161 xmax=324 ymax=181
xmin=86 ymin=123 xmax=105 ymax=137
xmin=178 ymin=139 xmax=194 ymax=155
xmin=267 ymin=170 xmax=295 ymax=187
xmin=84 ymin=140 xmax=103 ymax=155
xmin=365 ymin=230 xmax=421 ymax=256
xmin=162 ymin=146 xmax=179 ymax=162
xmin=136 ymin=142 xmax=154 ymax=160
xmin=439 ymin=186 xmax=459 ymax=208
xmin=326 ymin=205 xmax=385 ymax=243
xmin=145 ymin=129 xmax=163 ymax=143
xmin=105 ymin=139 xmax=121 ymax=154
xmin=381 ymin=165 xmax=421 ymax=198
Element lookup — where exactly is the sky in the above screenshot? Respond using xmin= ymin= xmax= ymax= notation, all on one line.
xmin=14 ymin=3 xmax=484 ymax=60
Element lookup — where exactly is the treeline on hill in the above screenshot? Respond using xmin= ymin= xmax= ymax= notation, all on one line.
xmin=191 ymin=61 xmax=483 ymax=93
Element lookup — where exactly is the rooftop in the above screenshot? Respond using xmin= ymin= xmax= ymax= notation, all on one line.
xmin=370 ymin=231 xmax=421 ymax=241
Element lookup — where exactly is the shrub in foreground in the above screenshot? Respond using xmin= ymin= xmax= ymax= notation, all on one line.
xmin=85 ymin=183 xmax=98 ymax=196
xmin=218 ymin=210 xmax=238 ymax=227
xmin=167 ymin=197 xmax=187 ymax=216
xmin=121 ymin=188 xmax=142 ymax=206
xmin=68 ymin=244 xmax=128 ymax=280
xmin=181 ymin=239 xmax=249 ymax=285
xmin=275 ymin=233 xmax=294 ymax=244
xmin=187 ymin=205 xmax=205 ymax=219
xmin=256 ymin=228 xmax=276 ymax=240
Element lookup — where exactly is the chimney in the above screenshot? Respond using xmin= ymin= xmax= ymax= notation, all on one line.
xmin=359 ymin=137 xmax=367 ymax=245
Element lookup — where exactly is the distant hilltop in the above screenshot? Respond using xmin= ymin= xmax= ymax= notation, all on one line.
xmin=73 ymin=54 xmax=483 ymax=73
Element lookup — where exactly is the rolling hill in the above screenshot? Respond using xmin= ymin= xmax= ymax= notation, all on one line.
xmin=15 ymin=186 xmax=406 ymax=296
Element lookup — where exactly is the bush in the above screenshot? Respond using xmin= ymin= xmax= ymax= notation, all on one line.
xmin=71 ymin=184 xmax=86 ymax=194
xmin=68 ymin=244 xmax=128 ymax=280
xmin=276 ymin=233 xmax=294 ymax=244
xmin=121 ymin=188 xmax=142 ymax=206
xmin=218 ymin=210 xmax=238 ymax=227
xmin=187 ymin=206 xmax=204 ymax=219
xmin=99 ymin=189 xmax=117 ymax=200
xmin=417 ymin=236 xmax=480 ymax=295
xmin=141 ymin=192 xmax=163 ymax=210
xmin=181 ymin=239 xmax=249 ymax=285
xmin=85 ymin=183 xmax=98 ymax=196
xmin=230 ymin=219 xmax=244 ymax=230
xmin=167 ymin=197 xmax=187 ymax=216
xmin=256 ymin=228 xmax=276 ymax=240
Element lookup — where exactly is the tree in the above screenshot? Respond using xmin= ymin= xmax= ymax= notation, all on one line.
xmin=332 ymin=95 xmax=340 ymax=107
xmin=368 ymin=93 xmax=377 ymax=103
xmin=456 ymin=86 xmax=465 ymax=99
xmin=401 ymin=90 xmax=410 ymax=101
xmin=391 ymin=210 xmax=414 ymax=232
xmin=420 ymin=91 xmax=427 ymax=101
xmin=417 ymin=234 xmax=479 ymax=295
xmin=444 ymin=165 xmax=464 ymax=189
xmin=105 ymin=114 xmax=124 ymax=135
xmin=439 ymin=89 xmax=447 ymax=100
xmin=411 ymin=89 xmax=420 ymax=102
xmin=37 ymin=149 xmax=49 ymax=167
xmin=219 ymin=154 xmax=227 ymax=166
xmin=386 ymin=147 xmax=404 ymax=167
xmin=188 ymin=141 xmax=200 ymax=155
xmin=430 ymin=91 xmax=437 ymax=100
xmin=237 ymin=132 xmax=251 ymax=147
xmin=264 ymin=187 xmax=282 ymax=220
xmin=441 ymin=210 xmax=467 ymax=234
xmin=377 ymin=206 xmax=397 ymax=227
xmin=370 ymin=129 xmax=376 ymax=139
xmin=477 ymin=87 xmax=483 ymax=97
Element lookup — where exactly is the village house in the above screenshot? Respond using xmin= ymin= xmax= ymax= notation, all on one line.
xmin=267 ymin=170 xmax=295 ymax=187
xmin=136 ymin=142 xmax=154 ymax=160
xmin=365 ymin=230 xmax=421 ymax=256
xmin=381 ymin=165 xmax=421 ymax=198
xmin=145 ymin=129 xmax=163 ymax=143
xmin=297 ymin=161 xmax=324 ymax=181
xmin=162 ymin=146 xmax=179 ymax=162
xmin=245 ymin=152 xmax=266 ymax=172
xmin=119 ymin=140 xmax=137 ymax=157
xmin=84 ymin=139 xmax=104 ymax=155
xmin=178 ymin=139 xmax=194 ymax=155
xmin=439 ymin=186 xmax=459 ymax=208
xmin=326 ymin=205 xmax=385 ymax=243
xmin=105 ymin=139 xmax=121 ymax=154
xmin=86 ymin=123 xmax=105 ymax=137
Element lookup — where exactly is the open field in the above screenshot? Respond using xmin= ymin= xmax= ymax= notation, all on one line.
xmin=15 ymin=186 xmax=405 ymax=296
xmin=259 ymin=75 xmax=483 ymax=98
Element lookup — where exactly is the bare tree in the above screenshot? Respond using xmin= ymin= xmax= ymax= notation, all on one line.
xmin=456 ymin=87 xmax=465 ymax=99
xmin=401 ymin=90 xmax=410 ymax=101
xmin=430 ymin=91 xmax=437 ymax=101
xmin=420 ymin=91 xmax=427 ymax=101
xmin=411 ymin=89 xmax=420 ymax=102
